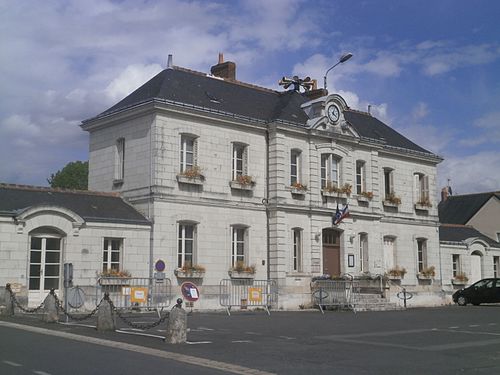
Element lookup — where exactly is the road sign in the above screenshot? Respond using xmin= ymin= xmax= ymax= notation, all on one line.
xmin=155 ymin=259 xmax=166 ymax=272
xmin=180 ymin=282 xmax=200 ymax=302
xmin=130 ymin=287 xmax=148 ymax=303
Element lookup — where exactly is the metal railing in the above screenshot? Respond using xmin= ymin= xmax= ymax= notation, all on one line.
xmin=219 ymin=279 xmax=277 ymax=315
xmin=96 ymin=277 xmax=172 ymax=313
xmin=311 ymin=279 xmax=360 ymax=313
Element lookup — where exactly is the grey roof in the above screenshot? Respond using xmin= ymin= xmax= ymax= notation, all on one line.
xmin=438 ymin=191 xmax=500 ymax=224
xmin=86 ymin=67 xmax=436 ymax=156
xmin=0 ymin=184 xmax=151 ymax=225
xmin=439 ymin=224 xmax=500 ymax=247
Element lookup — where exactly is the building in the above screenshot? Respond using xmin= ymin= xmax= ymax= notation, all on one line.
xmin=439 ymin=190 xmax=500 ymax=287
xmin=79 ymin=56 xmax=445 ymax=308
xmin=0 ymin=184 xmax=151 ymax=307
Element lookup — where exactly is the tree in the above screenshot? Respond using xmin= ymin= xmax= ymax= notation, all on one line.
xmin=48 ymin=161 xmax=88 ymax=190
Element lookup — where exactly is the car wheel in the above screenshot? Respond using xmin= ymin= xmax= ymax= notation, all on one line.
xmin=457 ymin=296 xmax=467 ymax=306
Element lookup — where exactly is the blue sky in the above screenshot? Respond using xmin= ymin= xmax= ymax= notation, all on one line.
xmin=1 ymin=0 xmax=499 ymax=195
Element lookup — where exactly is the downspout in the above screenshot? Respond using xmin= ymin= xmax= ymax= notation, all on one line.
xmin=148 ymin=116 xmax=155 ymax=279
xmin=265 ymin=127 xmax=270 ymax=280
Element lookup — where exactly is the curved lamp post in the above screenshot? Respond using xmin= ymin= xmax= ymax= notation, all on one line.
xmin=323 ymin=52 xmax=353 ymax=91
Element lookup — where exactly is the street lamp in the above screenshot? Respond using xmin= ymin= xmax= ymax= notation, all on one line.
xmin=323 ymin=52 xmax=353 ymax=91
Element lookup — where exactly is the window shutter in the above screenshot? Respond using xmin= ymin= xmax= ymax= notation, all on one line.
xmin=413 ymin=174 xmax=420 ymax=203
xmin=389 ymin=170 xmax=394 ymax=194
xmin=423 ymin=175 xmax=429 ymax=201
xmin=193 ymin=138 xmax=198 ymax=167
xmin=243 ymin=146 xmax=248 ymax=175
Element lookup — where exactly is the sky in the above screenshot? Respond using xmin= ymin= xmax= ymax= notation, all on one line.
xmin=1 ymin=0 xmax=499 ymax=195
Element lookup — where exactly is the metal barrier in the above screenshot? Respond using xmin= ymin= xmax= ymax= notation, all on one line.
xmin=311 ymin=280 xmax=360 ymax=314
xmin=219 ymin=279 xmax=277 ymax=315
xmin=96 ymin=277 xmax=172 ymax=313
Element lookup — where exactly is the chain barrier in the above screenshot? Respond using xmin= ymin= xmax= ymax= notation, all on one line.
xmin=107 ymin=295 xmax=170 ymax=330
xmin=53 ymin=290 xmax=103 ymax=322
xmin=6 ymin=284 xmax=45 ymax=313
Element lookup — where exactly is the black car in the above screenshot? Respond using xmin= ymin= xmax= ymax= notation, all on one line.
xmin=453 ymin=278 xmax=500 ymax=306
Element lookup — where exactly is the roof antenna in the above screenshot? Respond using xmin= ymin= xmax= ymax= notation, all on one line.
xmin=167 ymin=54 xmax=173 ymax=69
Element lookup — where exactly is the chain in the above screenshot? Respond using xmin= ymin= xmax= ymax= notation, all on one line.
xmin=6 ymin=284 xmax=45 ymax=313
xmin=107 ymin=298 xmax=170 ymax=330
xmin=53 ymin=291 xmax=103 ymax=322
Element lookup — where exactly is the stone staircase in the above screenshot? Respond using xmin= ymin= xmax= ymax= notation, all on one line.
xmin=352 ymin=293 xmax=403 ymax=312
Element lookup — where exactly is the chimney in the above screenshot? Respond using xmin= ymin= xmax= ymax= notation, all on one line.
xmin=210 ymin=52 xmax=236 ymax=80
xmin=167 ymin=54 xmax=173 ymax=69
xmin=441 ymin=186 xmax=450 ymax=202
xmin=368 ymin=104 xmax=372 ymax=115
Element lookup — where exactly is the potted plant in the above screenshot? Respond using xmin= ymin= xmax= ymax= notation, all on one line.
xmin=417 ymin=265 xmax=435 ymax=280
xmin=386 ymin=266 xmax=407 ymax=280
xmin=177 ymin=166 xmax=205 ymax=185
xmin=290 ymin=181 xmax=308 ymax=195
xmin=322 ymin=183 xmax=352 ymax=197
xmin=452 ymin=272 xmax=468 ymax=286
xmin=174 ymin=262 xmax=206 ymax=279
xmin=415 ymin=197 xmax=432 ymax=210
xmin=357 ymin=191 xmax=374 ymax=202
xmin=228 ymin=261 xmax=256 ymax=279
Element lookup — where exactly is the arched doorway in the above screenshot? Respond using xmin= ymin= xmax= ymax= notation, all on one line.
xmin=470 ymin=251 xmax=482 ymax=284
xmin=322 ymin=229 xmax=341 ymax=276
xmin=28 ymin=227 xmax=64 ymax=306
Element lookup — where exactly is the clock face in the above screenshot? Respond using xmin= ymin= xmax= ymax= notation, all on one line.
xmin=327 ymin=104 xmax=340 ymax=123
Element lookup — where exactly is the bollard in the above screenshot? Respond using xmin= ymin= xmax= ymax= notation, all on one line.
xmin=42 ymin=289 xmax=59 ymax=323
xmin=96 ymin=293 xmax=116 ymax=332
xmin=166 ymin=298 xmax=187 ymax=344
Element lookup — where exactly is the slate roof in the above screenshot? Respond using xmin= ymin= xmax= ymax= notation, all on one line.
xmin=0 ymin=184 xmax=150 ymax=225
xmin=438 ymin=191 xmax=500 ymax=224
xmin=86 ymin=66 xmax=436 ymax=156
xmin=439 ymin=224 xmax=500 ymax=247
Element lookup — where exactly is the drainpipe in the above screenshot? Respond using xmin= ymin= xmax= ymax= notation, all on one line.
xmin=148 ymin=117 xmax=155 ymax=280
xmin=264 ymin=127 xmax=270 ymax=280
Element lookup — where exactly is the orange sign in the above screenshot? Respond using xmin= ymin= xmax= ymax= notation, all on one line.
xmin=130 ymin=287 xmax=148 ymax=303
xmin=248 ymin=287 xmax=262 ymax=303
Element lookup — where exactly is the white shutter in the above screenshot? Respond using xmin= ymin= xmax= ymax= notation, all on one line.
xmin=389 ymin=170 xmax=394 ymax=195
xmin=193 ymin=138 xmax=198 ymax=167
xmin=413 ymin=174 xmax=420 ymax=203
xmin=423 ymin=175 xmax=430 ymax=201
xmin=243 ymin=146 xmax=248 ymax=175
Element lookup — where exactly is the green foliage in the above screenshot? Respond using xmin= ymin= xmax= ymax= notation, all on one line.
xmin=48 ymin=161 xmax=88 ymax=190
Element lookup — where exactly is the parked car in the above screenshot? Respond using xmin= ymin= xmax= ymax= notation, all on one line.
xmin=453 ymin=278 xmax=500 ymax=306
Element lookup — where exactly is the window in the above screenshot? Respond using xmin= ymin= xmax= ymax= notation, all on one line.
xmin=290 ymin=150 xmax=301 ymax=185
xmin=292 ymin=228 xmax=302 ymax=272
xmin=231 ymin=226 xmax=247 ymax=267
xmin=452 ymin=254 xmax=461 ymax=277
xmin=417 ymin=238 xmax=427 ymax=272
xmin=180 ymin=135 xmax=198 ymax=173
xmin=232 ymin=143 xmax=248 ymax=180
xmin=494 ymin=256 xmax=499 ymax=278
xmin=359 ymin=233 xmax=369 ymax=272
xmin=414 ymin=173 xmax=430 ymax=204
xmin=356 ymin=160 xmax=366 ymax=194
xmin=383 ymin=168 xmax=394 ymax=199
xmin=114 ymin=138 xmax=125 ymax=181
xmin=178 ymin=224 xmax=196 ymax=268
xmin=321 ymin=154 xmax=340 ymax=189
xmin=103 ymin=238 xmax=123 ymax=272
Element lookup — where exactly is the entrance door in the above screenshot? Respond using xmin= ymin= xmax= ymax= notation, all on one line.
xmin=470 ymin=253 xmax=482 ymax=285
xmin=28 ymin=235 xmax=62 ymax=306
xmin=323 ymin=229 xmax=341 ymax=276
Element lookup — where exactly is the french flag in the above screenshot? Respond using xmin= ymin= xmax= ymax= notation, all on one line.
xmin=333 ymin=203 xmax=349 ymax=226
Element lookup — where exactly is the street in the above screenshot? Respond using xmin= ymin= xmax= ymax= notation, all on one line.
xmin=2 ymin=306 xmax=500 ymax=374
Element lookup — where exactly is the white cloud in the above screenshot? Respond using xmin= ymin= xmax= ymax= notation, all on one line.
xmin=105 ymin=64 xmax=163 ymax=102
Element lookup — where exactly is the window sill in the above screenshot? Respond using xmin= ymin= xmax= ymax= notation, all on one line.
xmin=174 ymin=269 xmax=205 ymax=279
xmin=383 ymin=201 xmax=400 ymax=208
xmin=386 ymin=275 xmax=403 ymax=281
xmin=176 ymin=174 xmax=205 ymax=185
xmin=417 ymin=274 xmax=434 ymax=281
xmin=414 ymin=204 xmax=431 ymax=212
xmin=230 ymin=181 xmax=255 ymax=190
xmin=290 ymin=187 xmax=307 ymax=196
xmin=451 ymin=279 xmax=467 ymax=286
xmin=112 ymin=179 xmax=124 ymax=186
xmin=321 ymin=191 xmax=348 ymax=198
xmin=228 ymin=270 xmax=255 ymax=279
xmin=98 ymin=277 xmax=131 ymax=286
xmin=355 ymin=195 xmax=371 ymax=203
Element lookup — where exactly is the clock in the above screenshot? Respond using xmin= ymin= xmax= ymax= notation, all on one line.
xmin=327 ymin=104 xmax=340 ymax=123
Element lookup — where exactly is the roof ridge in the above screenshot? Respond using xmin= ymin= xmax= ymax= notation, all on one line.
xmin=440 ymin=223 xmax=474 ymax=228
xmin=0 ymin=183 xmax=120 ymax=197
xmin=344 ymin=108 xmax=369 ymax=116
xmin=448 ymin=191 xmax=500 ymax=198
xmin=173 ymin=66 xmax=279 ymax=94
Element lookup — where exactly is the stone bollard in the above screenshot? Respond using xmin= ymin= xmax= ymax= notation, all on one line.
xmin=1 ymin=285 xmax=15 ymax=316
xmin=42 ymin=290 xmax=59 ymax=323
xmin=96 ymin=293 xmax=116 ymax=332
xmin=166 ymin=298 xmax=187 ymax=344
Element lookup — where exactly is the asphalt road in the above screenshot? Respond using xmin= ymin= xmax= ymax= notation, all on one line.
xmin=2 ymin=306 xmax=500 ymax=374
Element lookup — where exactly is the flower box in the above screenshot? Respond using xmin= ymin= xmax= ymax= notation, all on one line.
xmin=387 ymin=275 xmax=402 ymax=281
xmin=176 ymin=174 xmax=204 ymax=185
xmin=356 ymin=195 xmax=369 ymax=203
xmin=417 ymin=274 xmax=433 ymax=281
xmin=228 ymin=270 xmax=255 ymax=279
xmin=383 ymin=200 xmax=399 ymax=208
xmin=451 ymin=278 xmax=467 ymax=286
xmin=322 ymin=191 xmax=348 ymax=199
xmin=414 ymin=203 xmax=430 ymax=211
xmin=99 ymin=277 xmax=131 ymax=286
xmin=290 ymin=187 xmax=307 ymax=196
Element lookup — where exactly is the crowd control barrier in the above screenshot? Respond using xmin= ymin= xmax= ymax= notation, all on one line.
xmin=219 ymin=279 xmax=277 ymax=315
xmin=311 ymin=279 xmax=359 ymax=313
xmin=97 ymin=277 xmax=172 ymax=314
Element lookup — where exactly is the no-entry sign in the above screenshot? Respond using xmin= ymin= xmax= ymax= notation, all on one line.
xmin=180 ymin=281 xmax=200 ymax=302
